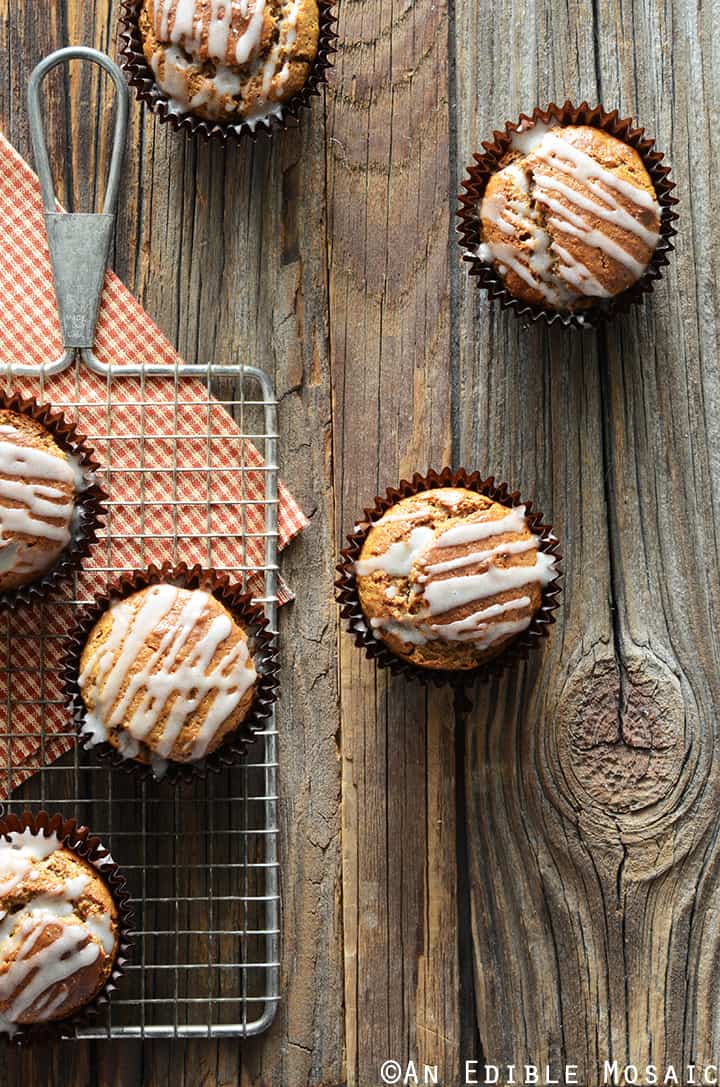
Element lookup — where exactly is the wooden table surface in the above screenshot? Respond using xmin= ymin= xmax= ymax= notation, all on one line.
xmin=1 ymin=0 xmax=717 ymax=1084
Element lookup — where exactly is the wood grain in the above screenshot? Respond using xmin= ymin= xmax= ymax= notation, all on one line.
xmin=2 ymin=0 xmax=720 ymax=1083
xmin=327 ymin=0 xmax=463 ymax=1081
xmin=455 ymin=0 xmax=720 ymax=1079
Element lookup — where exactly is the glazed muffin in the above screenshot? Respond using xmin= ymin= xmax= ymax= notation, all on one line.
xmin=78 ymin=583 xmax=259 ymax=768
xmin=355 ymin=488 xmax=558 ymax=671
xmin=139 ymin=0 xmax=320 ymax=124
xmin=0 ymin=410 xmax=82 ymax=591
xmin=477 ymin=123 xmax=661 ymax=313
xmin=0 ymin=829 xmax=119 ymax=1034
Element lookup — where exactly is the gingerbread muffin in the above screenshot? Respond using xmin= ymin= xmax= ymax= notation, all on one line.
xmin=139 ymin=0 xmax=320 ymax=125
xmin=78 ymin=583 xmax=259 ymax=769
xmin=0 ymin=410 xmax=83 ymax=591
xmin=0 ymin=829 xmax=119 ymax=1035
xmin=355 ymin=488 xmax=558 ymax=671
xmin=477 ymin=124 xmax=661 ymax=313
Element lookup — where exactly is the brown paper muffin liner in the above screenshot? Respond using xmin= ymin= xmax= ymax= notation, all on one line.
xmin=0 ymin=390 xmax=107 ymax=612
xmin=63 ymin=561 xmax=279 ymax=786
xmin=118 ymin=0 xmax=337 ymax=143
xmin=457 ymin=101 xmax=679 ymax=329
xmin=335 ymin=467 xmax=562 ymax=689
xmin=0 ymin=808 xmax=133 ymax=1046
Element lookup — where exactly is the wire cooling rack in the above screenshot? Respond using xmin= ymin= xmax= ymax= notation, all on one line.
xmin=0 ymin=360 xmax=281 ymax=1038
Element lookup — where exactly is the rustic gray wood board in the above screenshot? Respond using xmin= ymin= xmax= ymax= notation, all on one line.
xmin=0 ymin=0 xmax=718 ymax=1083
xmin=455 ymin=0 xmax=720 ymax=1080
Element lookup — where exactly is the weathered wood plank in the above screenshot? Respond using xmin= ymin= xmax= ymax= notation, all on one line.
xmin=5 ymin=0 xmax=718 ymax=1081
xmin=455 ymin=0 xmax=720 ymax=1078
xmin=327 ymin=0 xmax=462 ymax=1082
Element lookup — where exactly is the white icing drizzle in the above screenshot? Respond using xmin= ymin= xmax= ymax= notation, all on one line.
xmin=551 ymin=241 xmax=612 ymax=298
xmin=235 ymin=0 xmax=267 ymax=64
xmin=151 ymin=754 xmax=170 ymax=780
xmin=432 ymin=489 xmax=467 ymax=508
xmin=151 ymin=47 xmax=193 ymax=111
xmin=208 ymin=0 xmax=233 ymax=59
xmin=480 ymin=125 xmax=660 ymax=304
xmin=81 ymin=710 xmax=108 ymax=750
xmin=485 ymin=190 xmax=610 ymax=299
xmin=80 ymin=585 xmax=257 ymax=763
xmin=85 ymin=912 xmax=115 ymax=955
xmin=538 ymin=132 xmax=659 ymax=211
xmin=481 ymin=185 xmax=573 ymax=308
xmin=422 ymin=551 xmax=557 ymax=617
xmin=432 ymin=505 xmax=529 ymax=548
xmin=116 ymin=729 xmax=141 ymax=760
xmin=259 ymin=0 xmax=300 ymax=96
xmin=0 ymin=834 xmax=113 ymax=1033
xmin=0 ymin=432 xmax=78 ymax=576
xmin=0 ymin=438 xmax=76 ymax=487
xmin=158 ymin=0 xmax=201 ymax=46
xmin=532 ymin=169 xmax=660 ymax=247
xmin=0 ymin=480 xmax=74 ymax=542
xmin=429 ymin=596 xmax=531 ymax=642
xmin=64 ymin=874 xmax=90 ymax=900
xmin=499 ymin=243 xmax=561 ymax=301
xmin=1 ymin=830 xmax=61 ymax=862
xmin=355 ymin=527 xmax=435 ymax=577
xmin=0 ymin=913 xmax=100 ymax=1028
xmin=546 ymin=214 xmax=646 ymax=277
xmin=420 ymin=536 xmax=537 ymax=578
xmin=0 ymin=833 xmax=58 ymax=896
xmin=510 ymin=120 xmax=555 ymax=154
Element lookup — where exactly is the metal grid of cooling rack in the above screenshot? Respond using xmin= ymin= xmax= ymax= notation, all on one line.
xmin=0 ymin=360 xmax=281 ymax=1038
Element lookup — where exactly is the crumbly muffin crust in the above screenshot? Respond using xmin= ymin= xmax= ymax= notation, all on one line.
xmin=140 ymin=0 xmax=320 ymax=123
xmin=0 ymin=831 xmax=119 ymax=1032
xmin=478 ymin=124 xmax=661 ymax=312
xmin=0 ymin=410 xmax=80 ymax=591
xmin=79 ymin=584 xmax=258 ymax=767
xmin=356 ymin=488 xmax=557 ymax=671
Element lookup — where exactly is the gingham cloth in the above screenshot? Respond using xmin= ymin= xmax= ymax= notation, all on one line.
xmin=0 ymin=131 xmax=308 ymax=796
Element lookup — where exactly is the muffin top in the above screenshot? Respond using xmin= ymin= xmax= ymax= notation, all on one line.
xmin=140 ymin=0 xmax=320 ymax=124
xmin=477 ymin=124 xmax=661 ymax=313
xmin=0 ymin=410 xmax=82 ymax=591
xmin=79 ymin=583 xmax=258 ymax=768
xmin=355 ymin=488 xmax=557 ymax=671
xmin=0 ymin=829 xmax=119 ymax=1034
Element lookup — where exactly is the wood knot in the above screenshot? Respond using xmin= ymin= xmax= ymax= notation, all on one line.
xmin=552 ymin=651 xmax=686 ymax=816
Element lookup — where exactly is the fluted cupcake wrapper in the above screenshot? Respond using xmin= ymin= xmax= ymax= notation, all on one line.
xmin=457 ymin=101 xmax=679 ymax=329
xmin=62 ymin=561 xmax=280 ymax=786
xmin=335 ymin=467 xmax=563 ymax=691
xmin=0 ymin=808 xmax=133 ymax=1046
xmin=0 ymin=390 xmax=107 ymax=612
xmin=117 ymin=0 xmax=337 ymax=143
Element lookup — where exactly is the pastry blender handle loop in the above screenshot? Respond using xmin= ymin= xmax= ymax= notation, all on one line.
xmin=27 ymin=47 xmax=129 ymax=350
xmin=28 ymin=45 xmax=128 ymax=216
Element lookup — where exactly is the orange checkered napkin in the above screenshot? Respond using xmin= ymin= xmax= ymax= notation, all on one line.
xmin=0 ymin=131 xmax=308 ymax=796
